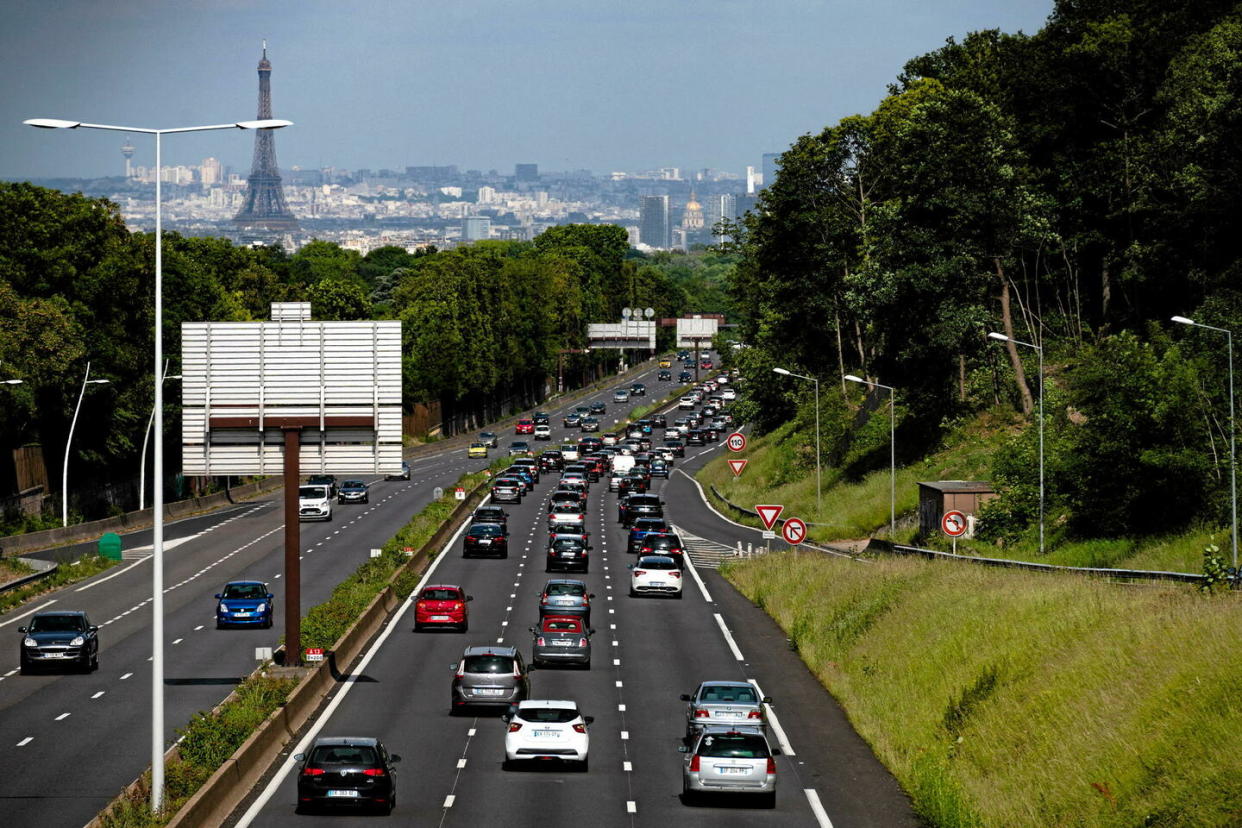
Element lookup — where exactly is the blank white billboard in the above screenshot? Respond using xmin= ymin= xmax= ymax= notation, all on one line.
xmin=587 ymin=321 xmax=656 ymax=350
xmin=676 ymin=317 xmax=719 ymax=348
xmin=182 ymin=319 xmax=403 ymax=476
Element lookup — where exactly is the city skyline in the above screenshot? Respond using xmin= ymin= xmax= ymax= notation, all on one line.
xmin=2 ymin=0 xmax=1053 ymax=180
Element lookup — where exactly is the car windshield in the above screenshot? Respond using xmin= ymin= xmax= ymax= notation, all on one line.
xmin=309 ymin=745 xmax=379 ymax=766
xmin=342 ymin=481 xmax=365 ymax=489
xmin=545 ymin=583 xmax=585 ymax=596
xmin=699 ymin=733 xmax=769 ymax=759
xmin=471 ymin=443 xmax=486 ymax=449
xmin=28 ymin=615 xmax=85 ymax=633
xmin=517 ymin=707 xmax=581 ymax=724
xmin=421 ymin=588 xmax=460 ymax=601
xmin=469 ymin=524 xmax=504 ymax=536
xmin=222 ymin=583 xmax=266 ymax=599
xmin=463 ymin=655 xmax=514 ymax=674
xmin=638 ymin=556 xmax=678 ymax=569
xmin=700 ymin=686 xmax=759 ymax=704
xmin=298 ymin=486 xmax=327 ymax=498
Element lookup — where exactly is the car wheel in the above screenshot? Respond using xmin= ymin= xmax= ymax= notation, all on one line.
xmin=629 ymin=588 xmax=637 ymax=597
xmin=19 ymin=657 xmax=31 ymax=676
xmin=459 ymin=619 xmax=469 ymax=633
xmin=265 ymin=616 xmax=273 ymax=629
xmin=681 ymin=782 xmax=697 ymax=805
xmin=674 ymin=590 xmax=683 ymax=600
xmin=90 ymin=651 xmax=99 ymax=672
xmin=216 ymin=620 xmax=225 ymax=630
xmin=759 ymin=791 xmax=777 ymax=809
xmin=578 ymin=757 xmax=589 ymax=772
xmin=502 ymin=758 xmax=516 ymax=772
xmin=414 ymin=623 xmax=423 ymax=632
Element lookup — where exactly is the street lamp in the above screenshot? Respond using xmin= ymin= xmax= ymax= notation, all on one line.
xmin=62 ymin=361 xmax=109 ymax=527
xmin=844 ymin=374 xmax=897 ymax=536
xmin=26 ymin=115 xmax=290 ymax=815
xmin=988 ymin=331 xmax=1045 ymax=554
xmin=1173 ymin=315 xmax=1236 ymax=568
xmin=139 ymin=362 xmax=182 ymax=511
xmin=557 ymin=348 xmax=591 ymax=394
xmin=773 ymin=367 xmax=821 ymax=513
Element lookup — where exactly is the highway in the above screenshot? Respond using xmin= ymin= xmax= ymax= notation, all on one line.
xmin=0 ymin=362 xmax=669 ymax=828
xmin=233 ymin=375 xmax=920 ymax=827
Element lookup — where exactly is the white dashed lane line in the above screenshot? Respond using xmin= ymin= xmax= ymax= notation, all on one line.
xmin=16 ymin=737 xmax=33 ymax=746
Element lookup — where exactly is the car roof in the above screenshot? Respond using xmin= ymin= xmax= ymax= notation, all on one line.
xmin=224 ymin=579 xmax=267 ymax=587
xmin=697 ymin=724 xmax=767 ymax=737
xmin=699 ymin=680 xmax=755 ymax=689
xmin=543 ymin=578 xmax=587 ymax=587
xmin=637 ymin=555 xmax=677 ymax=565
xmin=32 ymin=610 xmax=87 ymax=618
xmin=463 ymin=645 xmax=518 ymax=657
xmin=311 ymin=736 xmax=381 ymax=747
xmin=516 ymin=699 xmax=579 ymax=710
xmin=422 ymin=584 xmax=463 ymax=591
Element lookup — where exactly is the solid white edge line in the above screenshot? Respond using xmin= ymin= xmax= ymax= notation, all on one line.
xmin=748 ymin=678 xmax=795 ymax=756
xmin=0 ymin=599 xmax=58 ymax=628
xmin=683 ymin=547 xmax=713 ymax=603
xmin=713 ymin=612 xmax=745 ymax=662
xmin=73 ymin=555 xmax=152 ymax=592
xmin=805 ymin=788 xmax=835 ymax=828
xmin=235 ymin=507 xmax=473 ymax=827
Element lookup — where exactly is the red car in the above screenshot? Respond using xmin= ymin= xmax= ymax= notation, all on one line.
xmin=515 ymin=419 xmax=536 ymax=435
xmin=700 ymin=360 xmax=713 ymax=370
xmin=414 ymin=584 xmax=472 ymax=632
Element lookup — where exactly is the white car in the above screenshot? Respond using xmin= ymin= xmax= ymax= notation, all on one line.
xmin=721 ymin=387 xmax=737 ymax=401
xmin=613 ymin=389 xmax=630 ymax=403
xmin=534 ymin=424 xmax=552 ymax=440
xmin=503 ymin=699 xmax=592 ymax=770
xmin=628 ymin=554 xmax=683 ymax=598
xmin=560 ymin=444 xmax=580 ymax=462
xmin=678 ymin=396 xmax=696 ymax=410
xmin=297 ymin=485 xmax=333 ymax=522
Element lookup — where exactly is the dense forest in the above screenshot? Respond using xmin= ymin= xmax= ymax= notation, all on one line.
xmin=0 ymin=191 xmax=710 ymax=528
xmin=726 ymin=0 xmax=1242 ymax=544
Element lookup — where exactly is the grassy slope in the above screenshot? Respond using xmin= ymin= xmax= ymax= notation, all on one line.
xmin=724 ymin=552 xmax=1242 ymax=828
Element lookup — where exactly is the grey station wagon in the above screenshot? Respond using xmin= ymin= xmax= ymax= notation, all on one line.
xmin=450 ymin=645 xmax=532 ymax=714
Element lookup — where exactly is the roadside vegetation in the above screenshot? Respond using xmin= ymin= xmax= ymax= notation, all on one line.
xmin=722 ymin=551 xmax=1242 ymax=828
xmin=0 ymin=553 xmax=117 ymax=614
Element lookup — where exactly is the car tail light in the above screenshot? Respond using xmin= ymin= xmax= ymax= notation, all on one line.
xmin=466 ymin=536 xmax=476 ymax=543
xmin=301 ymin=767 xmax=326 ymax=776
xmin=455 ymin=662 xmax=465 ymax=679
xmin=694 ymin=709 xmax=711 ymax=718
xmin=578 ymin=637 xmax=588 ymax=647
xmin=689 ymin=755 xmax=701 ymax=772
xmin=748 ymin=710 xmax=763 ymax=720
xmin=640 ymin=547 xmax=651 ymax=554
xmin=572 ymin=723 xmax=587 ymax=734
xmin=540 ymin=595 xmax=548 ymax=605
xmin=362 ymin=767 xmax=386 ymax=777
xmin=634 ymin=570 xmax=646 ymax=577
xmin=766 ymin=757 xmax=777 ymax=774
xmin=670 ymin=572 xmax=681 ymax=579
xmin=508 ymin=722 xmax=523 ymax=733
xmin=513 ymin=662 xmax=522 ymax=679
xmin=536 ymin=636 xmax=546 ymax=646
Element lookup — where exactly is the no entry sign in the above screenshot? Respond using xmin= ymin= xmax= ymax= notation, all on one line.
xmin=727 ymin=458 xmax=749 ymax=477
xmin=941 ymin=510 xmax=968 ymax=537
xmin=782 ymin=517 xmax=807 ymax=545
xmin=726 ymin=431 xmax=747 ymax=452
xmin=755 ymin=504 xmax=783 ymax=530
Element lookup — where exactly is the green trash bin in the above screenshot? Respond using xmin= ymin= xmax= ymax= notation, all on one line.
xmin=98 ymin=532 xmax=122 ymax=561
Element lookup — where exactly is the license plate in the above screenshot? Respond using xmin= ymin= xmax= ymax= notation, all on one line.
xmin=431 ymin=615 xmax=451 ymax=621
xmin=327 ymin=789 xmax=360 ymax=798
xmin=475 ymin=688 xmax=505 ymax=696
xmin=561 ymin=552 xmax=576 ymax=558
xmin=718 ymin=766 xmax=749 ymax=775
xmin=534 ymin=729 xmax=558 ymax=738
xmin=42 ymin=652 xmax=67 ymax=659
xmin=233 ymin=611 xmax=252 ymax=617
xmin=649 ymin=582 xmax=665 ymax=587
xmin=478 ymin=538 xmax=491 ymax=545
xmin=719 ymin=711 xmax=744 ymax=718
xmin=552 ymin=639 xmax=573 ymax=646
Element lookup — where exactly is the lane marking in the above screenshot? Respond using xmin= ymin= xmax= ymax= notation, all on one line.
xmin=444 ymin=794 xmax=456 ymax=808
xmin=0 ymin=599 xmax=57 ymax=628
xmin=91 ymin=691 xmax=105 ymax=699
xmin=805 ymin=788 xmax=835 ymax=827
xmin=684 ymin=549 xmax=713 ymax=602
xmin=456 ymin=758 xmax=467 ymax=769
xmin=74 ymin=558 xmax=150 ymax=592
xmin=713 ymin=613 xmax=745 ymax=661
xmin=623 ymin=761 xmax=632 ymax=771
xmin=120 ymin=672 xmax=132 ymax=680
xmin=55 ymin=712 xmax=71 ymax=721
xmin=17 ymin=737 xmax=32 ymax=746
xmin=626 ymin=801 xmax=637 ymax=814
xmin=749 ymin=678 xmax=796 ymax=756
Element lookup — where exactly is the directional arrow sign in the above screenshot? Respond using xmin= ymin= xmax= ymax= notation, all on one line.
xmin=755 ymin=504 xmax=783 ymax=531
xmin=726 ymin=431 xmax=747 ymax=452
xmin=782 ymin=517 xmax=807 ymax=545
xmin=727 ymin=458 xmax=749 ymax=477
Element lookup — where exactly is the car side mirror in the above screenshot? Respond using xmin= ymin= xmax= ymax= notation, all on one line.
xmin=466 ymin=595 xmax=474 ymax=602
xmin=677 ymin=745 xmax=690 ymax=753
xmin=89 ymin=626 xmax=99 ymax=632
xmin=626 ymin=564 xmax=634 ymax=570
xmin=390 ymin=754 xmax=402 ymax=763
xmin=584 ymin=716 xmax=595 ymax=725
xmin=763 ymin=696 xmax=773 ymax=704
xmin=450 ymin=664 xmax=459 ymax=671
xmin=293 ymin=753 xmax=305 ymax=761
xmin=528 ymin=627 xmax=536 ymax=634
xmin=214 ymin=594 xmax=222 ymax=599
xmin=589 ymin=593 xmax=596 ymax=599
xmin=771 ymin=748 xmax=782 ymax=756
xmin=680 ymin=694 xmax=692 ymax=701
xmin=526 ymin=664 xmax=537 ymax=671
xmin=500 ymin=714 xmax=510 ymax=723
xmin=17 ymin=626 xmax=26 ymax=633
xmin=266 ymin=594 xmax=274 ymax=601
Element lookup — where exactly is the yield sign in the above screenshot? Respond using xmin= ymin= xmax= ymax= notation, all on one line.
xmin=727 ymin=458 xmax=749 ymax=477
xmin=755 ymin=504 xmax=783 ymax=531
xmin=782 ymin=517 xmax=807 ymax=545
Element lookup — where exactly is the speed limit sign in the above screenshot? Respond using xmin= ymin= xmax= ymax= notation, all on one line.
xmin=726 ymin=431 xmax=747 ymax=452
xmin=941 ymin=510 xmax=968 ymax=537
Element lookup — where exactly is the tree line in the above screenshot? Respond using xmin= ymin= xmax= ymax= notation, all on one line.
xmin=725 ymin=0 xmax=1242 ymax=543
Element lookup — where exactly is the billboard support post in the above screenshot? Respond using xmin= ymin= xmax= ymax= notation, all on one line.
xmin=282 ymin=427 xmax=301 ymax=665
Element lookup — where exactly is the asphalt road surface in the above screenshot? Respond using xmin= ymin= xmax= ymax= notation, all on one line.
xmin=0 ymin=362 xmax=670 ymax=828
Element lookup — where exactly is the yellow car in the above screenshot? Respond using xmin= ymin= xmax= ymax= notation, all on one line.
xmin=658 ymin=358 xmax=672 ymax=368
xmin=468 ymin=443 xmax=489 ymax=459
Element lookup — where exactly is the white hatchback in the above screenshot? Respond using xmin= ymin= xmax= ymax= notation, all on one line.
xmin=503 ymin=699 xmax=592 ymax=770
xmin=628 ymin=554 xmax=683 ymax=598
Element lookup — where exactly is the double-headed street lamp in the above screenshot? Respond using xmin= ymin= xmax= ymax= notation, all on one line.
xmin=26 ymin=115 xmax=291 ymax=814
xmin=63 ymin=361 xmax=110 ymax=527
xmin=1172 ymin=315 xmax=1236 ymax=569
xmin=844 ymin=374 xmax=897 ymax=536
xmin=988 ymin=331 xmax=1045 ymax=555
xmin=773 ymin=367 xmax=821 ymax=513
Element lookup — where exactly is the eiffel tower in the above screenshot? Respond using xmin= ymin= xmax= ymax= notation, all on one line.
xmin=234 ymin=41 xmax=299 ymax=232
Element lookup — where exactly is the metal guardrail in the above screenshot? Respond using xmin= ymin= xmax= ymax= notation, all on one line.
xmin=0 ymin=556 xmax=57 ymax=594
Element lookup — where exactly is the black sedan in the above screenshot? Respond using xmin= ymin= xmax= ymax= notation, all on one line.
xmin=337 ymin=479 xmax=369 ymax=504
xmin=463 ymin=523 xmax=509 ymax=558
xmin=295 ymin=736 xmax=401 ymax=814
xmin=19 ymin=610 xmax=99 ymax=673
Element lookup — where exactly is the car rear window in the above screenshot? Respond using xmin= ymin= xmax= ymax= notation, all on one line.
xmin=649 ymin=534 xmax=683 ymax=549
xmin=309 ymin=745 xmax=379 ymax=765
xmin=637 ymin=556 xmax=678 ymax=569
xmin=517 ymin=707 xmax=580 ymax=724
xmin=700 ymin=686 xmax=758 ymax=703
xmin=469 ymin=523 xmax=504 ymax=536
xmin=630 ymin=495 xmax=661 ymax=506
xmin=222 ymin=583 xmax=266 ymax=599
xmin=421 ymin=588 xmax=460 ymax=601
xmin=545 ymin=583 xmax=586 ymax=596
xmin=699 ymin=733 xmax=769 ymax=759
xmin=463 ymin=655 xmax=515 ymax=673
xmin=541 ymin=618 xmax=583 ymax=632
xmin=28 ymin=615 xmax=85 ymax=633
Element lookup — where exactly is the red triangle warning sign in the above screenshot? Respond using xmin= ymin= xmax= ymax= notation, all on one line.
xmin=728 ymin=458 xmax=749 ymax=477
xmin=755 ymin=504 xmax=783 ymax=530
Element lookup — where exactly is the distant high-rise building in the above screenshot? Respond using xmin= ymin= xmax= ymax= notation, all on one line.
xmin=121 ymin=137 xmax=135 ymax=179
xmin=234 ymin=41 xmax=298 ymax=232
xmin=639 ymin=195 xmax=670 ymax=248
xmin=477 ymin=186 xmax=497 ymax=204
xmin=462 ymin=216 xmax=491 ymax=242
xmin=703 ymin=194 xmax=737 ymax=237
xmin=762 ymin=153 xmax=780 ymax=191
xmin=746 ymin=166 xmax=758 ymax=194
xmin=515 ymin=163 xmax=539 ymax=181
xmin=200 ymin=157 xmax=222 ymax=186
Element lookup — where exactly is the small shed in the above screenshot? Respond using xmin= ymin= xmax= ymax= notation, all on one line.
xmin=917 ymin=481 xmax=997 ymax=536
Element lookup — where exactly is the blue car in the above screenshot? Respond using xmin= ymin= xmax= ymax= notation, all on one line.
xmin=215 ymin=580 xmax=274 ymax=629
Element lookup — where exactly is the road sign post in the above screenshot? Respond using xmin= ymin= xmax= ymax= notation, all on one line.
xmin=756 ymin=504 xmax=783 ymax=554
xmin=941 ymin=509 xmax=967 ymax=555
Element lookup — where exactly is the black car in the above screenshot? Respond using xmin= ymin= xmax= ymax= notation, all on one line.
xmin=657 ymin=369 xmax=672 ymax=381
xmin=295 ymin=736 xmax=400 ymax=815
xmin=589 ymin=401 xmax=607 ymax=414
xmin=685 ymin=429 xmax=705 ymax=446
xmin=473 ymin=505 xmax=508 ymax=530
xmin=650 ymin=458 xmax=671 ymax=478
xmin=651 ymin=413 xmax=668 ymax=427
xmin=546 ymin=533 xmax=591 ymax=573
xmin=679 ymin=370 xmax=693 ymax=383
xmin=618 ymin=493 xmax=663 ymax=526
xmin=630 ymin=382 xmax=647 ymax=396
xmin=539 ymin=450 xmax=563 ymax=472
xmin=628 ymin=517 xmax=671 ymax=553
xmin=533 ymin=411 xmax=551 ymax=426
xmin=307 ymin=474 xmax=337 ymax=496
xmin=640 ymin=531 xmax=686 ymax=567
xmin=337 ymin=479 xmax=369 ymax=504
xmin=463 ymin=523 xmax=509 ymax=558
xmin=625 ymin=469 xmax=650 ymax=493
xmin=19 ymin=610 xmax=98 ymax=673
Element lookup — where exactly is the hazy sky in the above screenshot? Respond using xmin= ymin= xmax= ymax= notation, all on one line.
xmin=2 ymin=0 xmax=1054 ymax=180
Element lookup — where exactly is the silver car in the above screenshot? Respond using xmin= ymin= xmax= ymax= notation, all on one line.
xmin=450 ymin=645 xmax=532 ymax=714
xmin=529 ymin=615 xmax=593 ymax=668
xmin=680 ymin=725 xmax=778 ymax=807
xmin=681 ymin=680 xmax=770 ymax=739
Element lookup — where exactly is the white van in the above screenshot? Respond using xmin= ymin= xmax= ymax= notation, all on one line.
xmin=610 ymin=454 xmax=636 ymax=475
xmin=298 ymin=485 xmax=333 ymax=522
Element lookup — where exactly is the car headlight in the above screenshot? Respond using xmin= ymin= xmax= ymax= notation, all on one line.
xmin=70 ymin=635 xmax=85 ymax=646
xmin=219 ymin=603 xmax=230 ymax=613
xmin=24 ymin=637 xmax=37 ymax=648
xmin=256 ymin=603 xmax=267 ymax=612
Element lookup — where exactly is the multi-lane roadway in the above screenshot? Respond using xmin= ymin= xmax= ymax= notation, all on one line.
xmin=0 ymin=362 xmax=672 ymax=828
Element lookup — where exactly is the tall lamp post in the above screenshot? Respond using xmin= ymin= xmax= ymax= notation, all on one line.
xmin=62 ymin=361 xmax=110 ymax=526
xmin=773 ymin=367 xmax=821 ymax=513
xmin=557 ymin=348 xmax=591 ymax=394
xmin=26 ymin=115 xmax=291 ymax=814
xmin=139 ymin=361 xmax=182 ymax=511
xmin=844 ymin=374 xmax=897 ymax=536
xmin=988 ymin=331 xmax=1045 ymax=554
xmin=1172 ymin=315 xmax=1236 ymax=569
